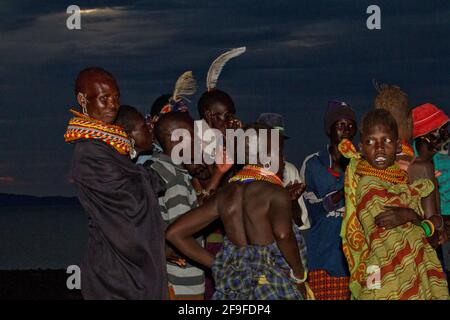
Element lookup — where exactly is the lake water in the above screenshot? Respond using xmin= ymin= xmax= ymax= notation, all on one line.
xmin=0 ymin=205 xmax=87 ymax=270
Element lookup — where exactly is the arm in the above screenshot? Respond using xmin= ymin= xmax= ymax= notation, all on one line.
xmin=269 ymin=188 xmax=305 ymax=278
xmin=285 ymin=181 xmax=306 ymax=227
xmin=408 ymin=161 xmax=445 ymax=245
xmin=166 ymin=195 xmax=221 ymax=268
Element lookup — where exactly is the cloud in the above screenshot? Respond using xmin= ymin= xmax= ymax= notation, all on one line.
xmin=0 ymin=0 xmax=449 ymax=196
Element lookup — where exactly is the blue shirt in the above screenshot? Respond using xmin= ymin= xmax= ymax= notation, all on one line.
xmin=300 ymin=146 xmax=349 ymax=277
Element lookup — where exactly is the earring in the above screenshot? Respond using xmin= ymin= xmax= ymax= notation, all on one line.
xmin=130 ymin=138 xmax=137 ymax=159
xmin=422 ymin=136 xmax=431 ymax=144
xmin=79 ymin=93 xmax=89 ymax=116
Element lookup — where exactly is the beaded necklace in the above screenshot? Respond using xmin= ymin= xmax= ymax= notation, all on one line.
xmin=356 ymin=160 xmax=408 ymax=184
xmin=400 ymin=141 xmax=415 ymax=158
xmin=229 ymin=165 xmax=283 ymax=186
xmin=64 ymin=109 xmax=131 ymax=155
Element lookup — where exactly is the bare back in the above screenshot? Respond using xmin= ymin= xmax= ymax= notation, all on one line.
xmin=216 ymin=181 xmax=291 ymax=247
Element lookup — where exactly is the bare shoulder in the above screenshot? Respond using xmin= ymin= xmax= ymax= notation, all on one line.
xmin=247 ymin=181 xmax=291 ymax=203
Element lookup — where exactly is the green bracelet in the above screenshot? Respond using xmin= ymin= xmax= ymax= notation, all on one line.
xmin=421 ymin=221 xmax=432 ymax=237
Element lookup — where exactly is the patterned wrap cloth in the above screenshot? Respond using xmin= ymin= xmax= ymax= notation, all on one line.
xmin=308 ymin=270 xmax=350 ymax=300
xmin=339 ymin=139 xmax=449 ymax=300
xmin=212 ymin=226 xmax=310 ymax=300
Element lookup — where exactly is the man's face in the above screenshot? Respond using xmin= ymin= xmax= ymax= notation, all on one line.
xmin=129 ymin=116 xmax=153 ymax=153
xmin=360 ymin=123 xmax=399 ymax=170
xmin=329 ymin=118 xmax=357 ymax=145
xmin=205 ymin=101 xmax=237 ymax=134
xmin=424 ymin=122 xmax=449 ymax=153
xmin=84 ymin=78 xmax=120 ymax=124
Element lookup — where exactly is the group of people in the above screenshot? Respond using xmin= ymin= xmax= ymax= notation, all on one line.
xmin=64 ymin=49 xmax=450 ymax=300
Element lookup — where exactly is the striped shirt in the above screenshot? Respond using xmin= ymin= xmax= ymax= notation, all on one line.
xmin=141 ymin=152 xmax=205 ymax=297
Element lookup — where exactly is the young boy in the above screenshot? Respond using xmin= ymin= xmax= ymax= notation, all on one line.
xmin=166 ymin=124 xmax=310 ymax=300
xmin=150 ymin=112 xmax=208 ymax=300
xmin=339 ymin=109 xmax=449 ymax=300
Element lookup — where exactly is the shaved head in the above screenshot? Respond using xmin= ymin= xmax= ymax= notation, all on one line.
xmin=154 ymin=112 xmax=194 ymax=150
xmin=74 ymin=67 xmax=120 ymax=124
xmin=75 ymin=67 xmax=117 ymax=96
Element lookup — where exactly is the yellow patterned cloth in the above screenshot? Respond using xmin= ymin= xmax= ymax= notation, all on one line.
xmin=339 ymin=139 xmax=449 ymax=300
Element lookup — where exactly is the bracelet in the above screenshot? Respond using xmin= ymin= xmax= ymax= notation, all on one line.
xmin=290 ymin=269 xmax=307 ymax=284
xmin=421 ymin=220 xmax=435 ymax=238
xmin=430 ymin=215 xmax=444 ymax=231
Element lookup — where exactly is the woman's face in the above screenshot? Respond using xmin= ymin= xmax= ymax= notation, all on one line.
xmin=360 ymin=123 xmax=400 ymax=170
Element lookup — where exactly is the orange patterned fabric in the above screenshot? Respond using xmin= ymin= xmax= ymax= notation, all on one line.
xmin=338 ymin=139 xmax=449 ymax=299
xmin=308 ymin=270 xmax=350 ymax=300
xmin=64 ymin=109 xmax=131 ymax=155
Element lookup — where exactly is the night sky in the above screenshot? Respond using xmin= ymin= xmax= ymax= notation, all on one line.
xmin=0 ymin=0 xmax=449 ymax=196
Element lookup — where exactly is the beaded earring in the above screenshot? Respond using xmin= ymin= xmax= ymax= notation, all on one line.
xmin=130 ymin=138 xmax=137 ymax=159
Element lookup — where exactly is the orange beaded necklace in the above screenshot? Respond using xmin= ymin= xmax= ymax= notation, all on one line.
xmin=356 ymin=160 xmax=408 ymax=184
xmin=64 ymin=109 xmax=131 ymax=155
xmin=229 ymin=165 xmax=283 ymax=186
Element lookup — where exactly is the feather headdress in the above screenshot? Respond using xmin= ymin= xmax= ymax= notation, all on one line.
xmin=171 ymin=71 xmax=197 ymax=103
xmin=206 ymin=47 xmax=246 ymax=91
xmin=148 ymin=71 xmax=197 ymax=125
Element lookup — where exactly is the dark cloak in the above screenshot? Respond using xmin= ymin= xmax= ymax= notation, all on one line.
xmin=71 ymin=139 xmax=167 ymax=300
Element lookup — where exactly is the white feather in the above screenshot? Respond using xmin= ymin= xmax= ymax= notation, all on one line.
xmin=206 ymin=47 xmax=246 ymax=90
xmin=172 ymin=71 xmax=197 ymax=101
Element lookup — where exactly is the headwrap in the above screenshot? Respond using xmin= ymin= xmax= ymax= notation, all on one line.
xmin=64 ymin=109 xmax=131 ymax=155
xmin=412 ymin=103 xmax=449 ymax=139
xmin=324 ymin=101 xmax=356 ymax=135
xmin=147 ymin=71 xmax=196 ymax=126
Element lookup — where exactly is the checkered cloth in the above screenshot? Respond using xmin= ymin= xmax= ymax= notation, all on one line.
xmin=308 ymin=269 xmax=350 ymax=300
xmin=212 ymin=226 xmax=308 ymax=300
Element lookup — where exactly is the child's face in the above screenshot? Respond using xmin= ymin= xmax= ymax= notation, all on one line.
xmin=130 ymin=117 xmax=153 ymax=152
xmin=360 ymin=123 xmax=400 ymax=170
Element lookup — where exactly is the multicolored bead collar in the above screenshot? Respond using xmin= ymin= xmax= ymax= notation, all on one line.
xmin=64 ymin=109 xmax=131 ymax=156
xmin=229 ymin=165 xmax=283 ymax=186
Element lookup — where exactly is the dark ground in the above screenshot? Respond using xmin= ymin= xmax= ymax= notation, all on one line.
xmin=0 ymin=270 xmax=82 ymax=300
xmin=0 ymin=270 xmax=448 ymax=300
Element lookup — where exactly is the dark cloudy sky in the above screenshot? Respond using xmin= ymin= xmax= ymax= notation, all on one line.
xmin=0 ymin=0 xmax=449 ymax=196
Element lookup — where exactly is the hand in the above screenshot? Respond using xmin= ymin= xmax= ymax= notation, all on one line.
xmin=329 ymin=189 xmax=344 ymax=205
xmin=214 ymin=145 xmax=234 ymax=174
xmin=428 ymin=232 xmax=440 ymax=249
xmin=227 ymin=117 xmax=243 ymax=130
xmin=166 ymin=246 xmax=187 ymax=268
xmin=167 ymin=253 xmax=187 ymax=267
xmin=375 ymin=206 xmax=420 ymax=230
xmin=438 ymin=230 xmax=448 ymax=245
xmin=286 ymin=181 xmax=306 ymax=201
